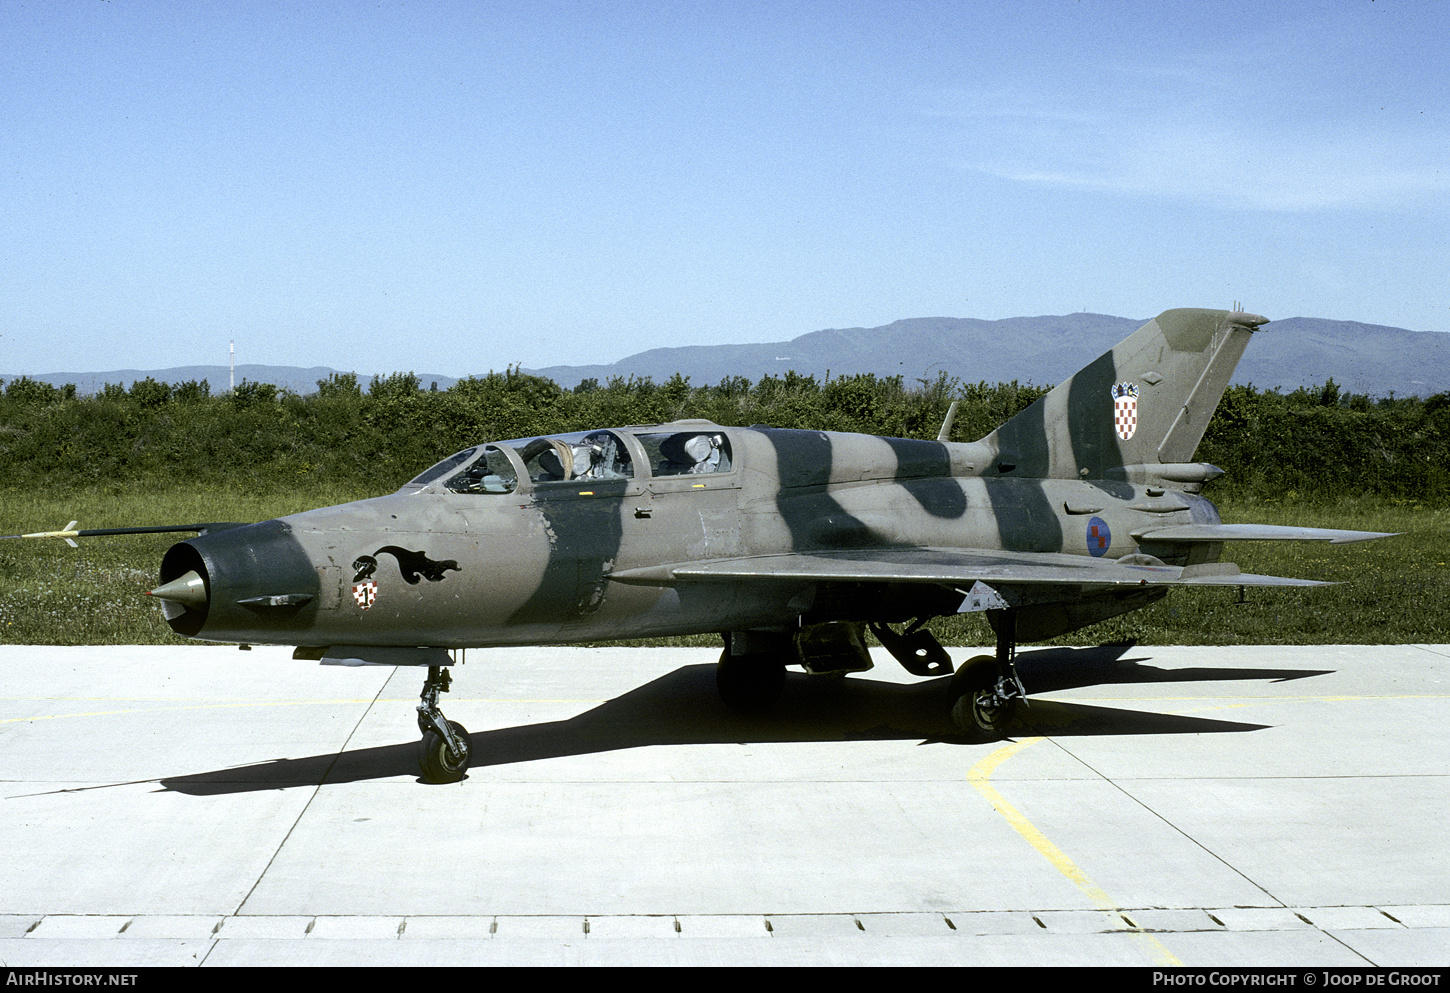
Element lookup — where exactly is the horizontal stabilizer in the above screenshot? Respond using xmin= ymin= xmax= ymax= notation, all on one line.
xmin=1173 ymin=564 xmax=1331 ymax=587
xmin=1134 ymin=524 xmax=1397 ymax=544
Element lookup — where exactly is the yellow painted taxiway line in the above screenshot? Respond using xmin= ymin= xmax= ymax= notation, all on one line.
xmin=0 ymin=699 xmax=377 ymax=723
xmin=968 ymin=736 xmax=1182 ymax=966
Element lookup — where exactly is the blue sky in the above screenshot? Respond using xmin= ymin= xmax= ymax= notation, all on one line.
xmin=3 ymin=0 xmax=1446 ymax=377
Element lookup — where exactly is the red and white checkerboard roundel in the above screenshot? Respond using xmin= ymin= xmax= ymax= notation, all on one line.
xmin=1112 ymin=382 xmax=1139 ymax=441
xmin=352 ymin=581 xmax=377 ymax=610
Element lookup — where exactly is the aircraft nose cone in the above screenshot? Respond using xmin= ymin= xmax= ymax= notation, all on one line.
xmin=147 ymin=570 xmax=208 ymax=609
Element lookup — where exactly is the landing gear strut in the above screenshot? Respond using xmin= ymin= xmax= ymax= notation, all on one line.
xmin=716 ymin=631 xmax=789 ymax=715
xmin=948 ymin=609 xmax=1028 ymax=741
xmin=417 ymin=665 xmax=471 ymax=783
xmin=716 ymin=648 xmax=787 ymax=715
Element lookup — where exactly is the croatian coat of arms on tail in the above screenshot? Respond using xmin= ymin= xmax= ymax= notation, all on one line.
xmin=1112 ymin=382 xmax=1139 ymax=441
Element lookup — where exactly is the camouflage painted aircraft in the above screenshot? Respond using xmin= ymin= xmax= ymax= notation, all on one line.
xmin=7 ymin=308 xmax=1393 ymax=782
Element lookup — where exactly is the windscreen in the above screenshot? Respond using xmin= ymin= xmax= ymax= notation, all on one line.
xmin=444 ymin=445 xmax=519 ymax=494
xmin=407 ymin=447 xmax=479 ymax=486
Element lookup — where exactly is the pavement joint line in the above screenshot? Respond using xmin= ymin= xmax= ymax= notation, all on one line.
xmin=228 ymin=678 xmax=393 ymax=918
xmin=967 ymin=737 xmax=1183 ymax=966
xmin=13 ymin=907 xmax=1450 ymax=938
xmin=1043 ymin=736 xmax=1287 ymax=910
xmin=1311 ymin=920 xmax=1378 ymax=966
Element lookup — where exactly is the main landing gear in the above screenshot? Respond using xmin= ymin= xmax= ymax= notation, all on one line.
xmin=948 ymin=609 xmax=1029 ymax=742
xmin=714 ymin=621 xmax=882 ymax=714
xmin=715 ymin=646 xmax=788 ymax=715
xmin=417 ymin=665 xmax=471 ymax=783
xmin=715 ymin=611 xmax=1032 ymax=741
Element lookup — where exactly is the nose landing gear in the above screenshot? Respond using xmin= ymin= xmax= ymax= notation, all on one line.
xmin=417 ymin=665 xmax=471 ymax=783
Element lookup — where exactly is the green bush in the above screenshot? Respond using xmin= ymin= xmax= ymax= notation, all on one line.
xmin=0 ymin=366 xmax=1444 ymax=505
xmin=4 ymin=377 xmax=72 ymax=403
xmin=128 ymin=377 xmax=171 ymax=407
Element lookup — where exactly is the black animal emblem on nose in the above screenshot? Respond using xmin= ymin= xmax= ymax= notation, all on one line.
xmin=352 ymin=547 xmax=462 ymax=584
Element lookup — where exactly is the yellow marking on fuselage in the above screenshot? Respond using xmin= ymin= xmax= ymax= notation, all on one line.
xmin=968 ymin=737 xmax=1182 ymax=966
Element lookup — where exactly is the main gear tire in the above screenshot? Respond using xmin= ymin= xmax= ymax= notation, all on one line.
xmin=949 ymin=655 xmax=1015 ymax=742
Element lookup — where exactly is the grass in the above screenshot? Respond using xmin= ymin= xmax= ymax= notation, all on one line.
xmin=1 ymin=486 xmax=1444 ymax=647
xmin=921 ymin=498 xmax=1447 ymax=648
xmin=0 ymin=483 xmax=377 ymax=646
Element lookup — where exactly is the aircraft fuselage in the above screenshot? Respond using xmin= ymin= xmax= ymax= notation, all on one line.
xmin=155 ymin=423 xmax=1222 ymax=649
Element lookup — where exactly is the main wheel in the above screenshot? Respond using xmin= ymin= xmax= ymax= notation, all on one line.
xmin=419 ymin=720 xmax=471 ymax=784
xmin=716 ymin=649 xmax=787 ymax=715
xmin=949 ymin=655 xmax=1014 ymax=741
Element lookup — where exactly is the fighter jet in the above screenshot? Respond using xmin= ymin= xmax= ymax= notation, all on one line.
xmin=8 ymin=308 xmax=1393 ymax=782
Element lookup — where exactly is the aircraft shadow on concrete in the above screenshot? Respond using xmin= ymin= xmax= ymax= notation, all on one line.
xmin=160 ymin=644 xmax=1318 ymax=795
xmin=1013 ymin=643 xmax=1332 ymax=693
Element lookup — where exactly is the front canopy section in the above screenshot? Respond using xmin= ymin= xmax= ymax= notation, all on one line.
xmin=406 ymin=446 xmax=481 ymax=487
xmin=405 ymin=431 xmax=637 ymax=495
xmin=441 ymin=444 xmax=522 ymax=494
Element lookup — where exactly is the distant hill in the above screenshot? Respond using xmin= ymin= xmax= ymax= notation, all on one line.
xmin=4 ymin=314 xmax=1446 ymax=398
xmin=525 ymin=314 xmax=1450 ymax=397
xmin=1226 ymin=317 xmax=1448 ymax=396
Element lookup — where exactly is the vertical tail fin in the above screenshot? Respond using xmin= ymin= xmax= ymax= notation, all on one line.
xmin=980 ymin=308 xmax=1268 ymax=479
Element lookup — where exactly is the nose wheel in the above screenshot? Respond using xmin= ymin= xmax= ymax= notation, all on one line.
xmin=417 ymin=665 xmax=471 ymax=783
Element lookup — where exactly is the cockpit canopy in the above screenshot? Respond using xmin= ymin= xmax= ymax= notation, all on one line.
xmin=406 ymin=427 xmax=734 ymax=494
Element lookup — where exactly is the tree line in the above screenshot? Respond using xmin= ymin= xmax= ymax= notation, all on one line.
xmin=1 ymin=370 xmax=1445 ymax=504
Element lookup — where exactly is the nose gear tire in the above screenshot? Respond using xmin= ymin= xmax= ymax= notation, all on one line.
xmin=419 ymin=720 xmax=471 ymax=783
